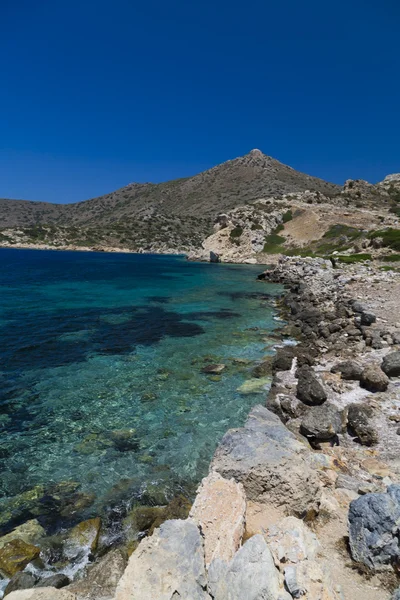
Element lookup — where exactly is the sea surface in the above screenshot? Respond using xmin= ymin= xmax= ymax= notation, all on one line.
xmin=0 ymin=249 xmax=282 ymax=528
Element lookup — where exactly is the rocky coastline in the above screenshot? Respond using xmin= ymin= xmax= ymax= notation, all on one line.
xmin=2 ymin=256 xmax=400 ymax=599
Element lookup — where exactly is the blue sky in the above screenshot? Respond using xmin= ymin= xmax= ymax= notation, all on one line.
xmin=1 ymin=0 xmax=399 ymax=203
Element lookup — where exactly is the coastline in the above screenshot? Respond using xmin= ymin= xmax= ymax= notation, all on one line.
xmin=2 ymin=256 xmax=400 ymax=599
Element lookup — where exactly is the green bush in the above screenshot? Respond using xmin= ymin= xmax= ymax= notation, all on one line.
xmin=335 ymin=253 xmax=372 ymax=263
xmin=282 ymin=210 xmax=293 ymax=223
xmin=229 ymin=226 xmax=243 ymax=239
xmin=368 ymin=228 xmax=400 ymax=251
xmin=323 ymin=224 xmax=362 ymax=240
xmin=380 ymin=254 xmax=400 ymax=262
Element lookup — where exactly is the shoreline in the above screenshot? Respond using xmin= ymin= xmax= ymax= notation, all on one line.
xmin=2 ymin=256 xmax=400 ymax=599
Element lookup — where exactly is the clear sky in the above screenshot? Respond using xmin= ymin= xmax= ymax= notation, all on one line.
xmin=1 ymin=0 xmax=399 ymax=203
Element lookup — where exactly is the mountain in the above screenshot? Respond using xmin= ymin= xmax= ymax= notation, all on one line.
xmin=0 ymin=150 xmax=347 ymax=252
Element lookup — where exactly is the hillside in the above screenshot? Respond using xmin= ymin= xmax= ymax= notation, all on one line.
xmin=0 ymin=150 xmax=342 ymax=252
xmin=2 ymin=150 xmax=398 ymax=254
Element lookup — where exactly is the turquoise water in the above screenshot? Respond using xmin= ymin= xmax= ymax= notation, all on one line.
xmin=0 ymin=249 xmax=282 ymax=530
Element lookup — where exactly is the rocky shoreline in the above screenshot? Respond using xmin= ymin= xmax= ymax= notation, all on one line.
xmin=2 ymin=256 xmax=400 ymax=599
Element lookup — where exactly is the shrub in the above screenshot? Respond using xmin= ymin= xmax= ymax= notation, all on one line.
xmin=335 ymin=253 xmax=372 ymax=263
xmin=282 ymin=210 xmax=293 ymax=223
xmin=368 ymin=228 xmax=400 ymax=251
xmin=229 ymin=226 xmax=243 ymax=239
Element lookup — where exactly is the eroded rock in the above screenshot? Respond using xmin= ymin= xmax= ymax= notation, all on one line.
xmin=189 ymin=471 xmax=246 ymax=567
xmin=212 ymin=405 xmax=321 ymax=517
xmin=114 ymin=519 xmax=210 ymax=600
xmin=208 ymin=534 xmax=279 ymax=600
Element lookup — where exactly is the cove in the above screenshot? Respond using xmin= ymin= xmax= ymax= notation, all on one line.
xmin=0 ymin=249 xmax=282 ymax=533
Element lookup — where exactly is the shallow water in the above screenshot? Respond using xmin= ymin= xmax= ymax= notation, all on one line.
xmin=0 ymin=249 xmax=282 ymax=526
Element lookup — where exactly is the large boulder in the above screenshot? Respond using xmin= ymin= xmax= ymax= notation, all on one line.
xmin=296 ymin=366 xmax=327 ymax=406
xmin=212 ymin=405 xmax=321 ymax=517
xmin=300 ymin=403 xmax=346 ymax=445
xmin=67 ymin=549 xmax=126 ymax=600
xmin=347 ymin=404 xmax=378 ymax=446
xmin=0 ymin=539 xmax=40 ymax=577
xmin=114 ymin=519 xmax=210 ymax=600
xmin=189 ymin=471 xmax=246 ymax=567
xmin=382 ymin=351 xmax=400 ymax=377
xmin=348 ymin=484 xmax=400 ymax=569
xmin=207 ymin=534 xmax=280 ymax=600
xmin=359 ymin=364 xmax=389 ymax=393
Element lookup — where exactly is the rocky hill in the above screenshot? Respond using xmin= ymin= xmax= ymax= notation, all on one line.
xmin=0 ymin=150 xmax=341 ymax=252
xmin=1 ymin=151 xmax=399 ymax=255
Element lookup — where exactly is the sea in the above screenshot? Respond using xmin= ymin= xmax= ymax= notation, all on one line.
xmin=0 ymin=249 xmax=282 ymax=537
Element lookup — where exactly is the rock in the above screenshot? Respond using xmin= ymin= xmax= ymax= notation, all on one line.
xmin=124 ymin=495 xmax=191 ymax=540
xmin=67 ymin=549 xmax=126 ymax=600
xmin=300 ymin=403 xmax=346 ymax=445
xmin=38 ymin=574 xmax=70 ymax=589
xmin=362 ymin=458 xmax=390 ymax=478
xmin=347 ymin=404 xmax=378 ymax=446
xmin=266 ymin=393 xmax=308 ymax=423
xmin=0 ymin=539 xmax=40 ymax=577
xmin=114 ymin=519 xmax=210 ymax=600
xmin=348 ymin=484 xmax=400 ymax=570
xmin=335 ymin=474 xmax=362 ymax=493
xmin=201 ymin=364 xmax=225 ymax=374
xmin=0 ymin=521 xmax=46 ymax=550
xmin=272 ymin=347 xmax=314 ymax=373
xmin=66 ymin=518 xmax=101 ymax=555
xmin=296 ymin=366 xmax=327 ymax=406
xmin=208 ymin=534 xmax=279 ymax=600
xmin=236 ymin=377 xmax=271 ymax=394
xmin=391 ymin=589 xmax=400 ymax=600
xmin=212 ymin=405 xmax=321 ymax=517
xmin=252 ymin=358 xmax=273 ymax=378
xmin=189 ymin=471 xmax=246 ymax=567
xmin=209 ymin=251 xmax=220 ymax=263
xmin=109 ymin=429 xmax=139 ymax=452
xmin=381 ymin=351 xmax=400 ymax=377
xmin=352 ymin=301 xmax=368 ymax=313
xmin=5 ymin=590 xmax=76 ymax=600
xmin=4 ymin=572 xmax=37 ymax=596
xmin=265 ymin=515 xmax=339 ymax=599
xmin=331 ymin=360 xmax=363 ymax=380
xmin=359 ymin=364 xmax=389 ymax=392
xmin=360 ymin=312 xmax=376 ymax=326
xmin=266 ymin=516 xmax=319 ymax=564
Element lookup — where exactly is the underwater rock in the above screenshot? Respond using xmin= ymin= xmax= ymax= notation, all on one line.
xmin=0 ymin=539 xmax=40 ymax=577
xmin=109 ymin=429 xmax=139 ymax=452
xmin=0 ymin=487 xmax=45 ymax=536
xmin=201 ymin=364 xmax=226 ymax=374
xmin=236 ymin=377 xmax=271 ymax=394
